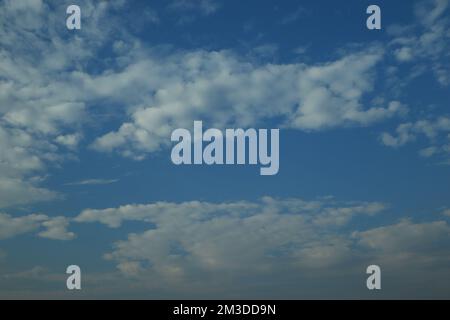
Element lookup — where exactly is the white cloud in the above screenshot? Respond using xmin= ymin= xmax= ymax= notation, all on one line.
xmin=415 ymin=0 xmax=449 ymax=28
xmin=0 ymin=213 xmax=47 ymax=240
xmin=75 ymin=197 xmax=385 ymax=281
xmin=419 ymin=146 xmax=439 ymax=157
xmin=381 ymin=123 xmax=416 ymax=147
xmin=0 ymin=0 xmax=421 ymax=179
xmin=72 ymin=197 xmax=450 ymax=296
xmin=0 ymin=125 xmax=61 ymax=209
xmin=0 ymin=213 xmax=75 ymax=240
xmin=390 ymin=0 xmax=450 ymax=85
xmin=0 ymin=0 xmax=129 ymax=208
xmin=55 ymin=133 xmax=82 ymax=150
xmin=0 ymin=196 xmax=448 ymax=298
xmin=38 ymin=217 xmax=75 ymax=240
xmin=381 ymin=116 xmax=450 ymax=162
xmin=353 ymin=219 xmax=450 ymax=272
xmin=90 ymin=46 xmax=405 ymax=159
xmin=0 ymin=0 xmax=448 ymax=298
xmin=354 ymin=219 xmax=450 ymax=253
xmin=394 ymin=47 xmax=414 ymax=62
xmin=0 ymin=177 xmax=58 ymax=209
xmin=75 ymin=196 xmax=385 ymax=228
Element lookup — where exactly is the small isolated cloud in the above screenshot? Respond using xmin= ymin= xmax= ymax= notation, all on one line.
xmin=280 ymin=6 xmax=308 ymax=25
xmin=381 ymin=116 xmax=450 ymax=163
xmin=293 ymin=45 xmax=310 ymax=55
xmin=168 ymin=0 xmax=221 ymax=16
xmin=64 ymin=179 xmax=119 ymax=186
xmin=38 ymin=217 xmax=75 ymax=241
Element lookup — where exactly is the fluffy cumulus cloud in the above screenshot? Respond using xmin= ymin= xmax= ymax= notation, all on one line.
xmin=0 ymin=0 xmax=446 ymax=208
xmin=0 ymin=0 xmax=129 ymax=208
xmin=37 ymin=216 xmax=75 ymax=240
xmin=0 ymin=213 xmax=74 ymax=240
xmin=0 ymin=0 xmax=420 ymax=168
xmin=86 ymin=0 xmax=449 ymax=162
xmin=73 ymin=197 xmax=450 ymax=296
xmin=90 ymin=46 xmax=406 ymax=159
xmin=1 ymin=0 xmax=450 ymax=298
xmin=1 ymin=0 xmax=396 ymax=199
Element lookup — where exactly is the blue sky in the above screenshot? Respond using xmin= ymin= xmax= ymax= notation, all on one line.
xmin=0 ymin=0 xmax=450 ymax=298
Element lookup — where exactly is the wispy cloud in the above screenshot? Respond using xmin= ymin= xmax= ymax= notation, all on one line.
xmin=168 ymin=0 xmax=221 ymax=16
xmin=280 ymin=6 xmax=308 ymax=25
xmin=64 ymin=179 xmax=119 ymax=186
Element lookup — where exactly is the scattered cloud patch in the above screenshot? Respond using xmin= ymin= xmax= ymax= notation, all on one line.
xmin=0 ymin=213 xmax=74 ymax=240
xmin=389 ymin=0 xmax=450 ymax=85
xmin=381 ymin=116 xmax=450 ymax=163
